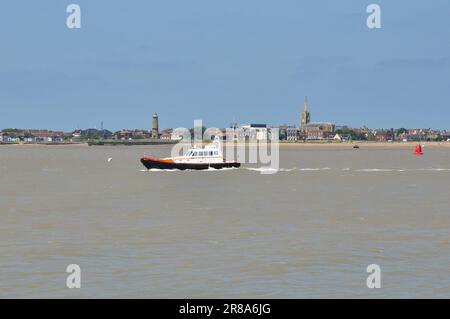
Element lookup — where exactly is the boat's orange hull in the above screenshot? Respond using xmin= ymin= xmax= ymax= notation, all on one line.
xmin=140 ymin=156 xmax=240 ymax=170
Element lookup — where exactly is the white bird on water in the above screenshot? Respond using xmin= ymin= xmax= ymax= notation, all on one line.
xmin=107 ymin=157 xmax=113 ymax=162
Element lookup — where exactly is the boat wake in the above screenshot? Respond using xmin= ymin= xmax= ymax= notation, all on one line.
xmin=245 ymin=167 xmax=331 ymax=173
xmin=354 ymin=168 xmax=401 ymax=172
xmin=140 ymin=167 xmax=450 ymax=173
xmin=141 ymin=168 xmax=179 ymax=172
xmin=140 ymin=167 xmax=239 ymax=172
xmin=244 ymin=167 xmax=450 ymax=173
xmin=355 ymin=168 xmax=450 ymax=172
xmin=245 ymin=167 xmax=286 ymax=173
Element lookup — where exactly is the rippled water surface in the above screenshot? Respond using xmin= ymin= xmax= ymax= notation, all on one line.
xmin=1 ymin=144 xmax=450 ymax=298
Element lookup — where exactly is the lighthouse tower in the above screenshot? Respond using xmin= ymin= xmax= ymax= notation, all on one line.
xmin=151 ymin=113 xmax=159 ymax=139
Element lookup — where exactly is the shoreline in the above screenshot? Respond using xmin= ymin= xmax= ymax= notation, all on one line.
xmin=0 ymin=142 xmax=89 ymax=147
xmin=2 ymin=141 xmax=450 ymax=148
xmin=277 ymin=141 xmax=450 ymax=148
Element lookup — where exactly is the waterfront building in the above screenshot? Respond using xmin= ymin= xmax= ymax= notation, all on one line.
xmin=3 ymin=136 xmax=20 ymax=143
xmin=225 ymin=128 xmax=237 ymax=141
xmin=131 ymin=130 xmax=151 ymax=139
xmin=286 ymin=127 xmax=299 ymax=141
xmin=236 ymin=124 xmax=268 ymax=141
xmin=298 ymin=97 xmax=335 ymax=140
xmin=29 ymin=130 xmax=65 ymax=143
xmin=159 ymin=129 xmax=173 ymax=140
xmin=1 ymin=129 xmax=65 ymax=143
xmin=115 ymin=129 xmax=151 ymax=140
xmin=24 ymin=136 xmax=36 ymax=143
xmin=159 ymin=133 xmax=172 ymax=140
xmin=71 ymin=129 xmax=82 ymax=140
xmin=372 ymin=129 xmax=395 ymax=142
xmin=170 ymin=130 xmax=184 ymax=141
xmin=278 ymin=125 xmax=287 ymax=140
xmin=304 ymin=123 xmax=335 ymax=140
xmin=441 ymin=131 xmax=450 ymax=141
xmin=333 ymin=134 xmax=342 ymax=141
xmin=277 ymin=124 xmax=298 ymax=141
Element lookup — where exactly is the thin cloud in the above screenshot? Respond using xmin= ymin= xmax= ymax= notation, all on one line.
xmin=376 ymin=57 xmax=450 ymax=71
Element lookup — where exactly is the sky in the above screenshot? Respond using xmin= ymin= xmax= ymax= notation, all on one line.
xmin=0 ymin=0 xmax=449 ymax=131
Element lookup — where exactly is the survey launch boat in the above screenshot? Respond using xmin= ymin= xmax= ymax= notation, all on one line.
xmin=140 ymin=137 xmax=240 ymax=170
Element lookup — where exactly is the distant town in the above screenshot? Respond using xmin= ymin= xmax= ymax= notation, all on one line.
xmin=1 ymin=97 xmax=450 ymax=144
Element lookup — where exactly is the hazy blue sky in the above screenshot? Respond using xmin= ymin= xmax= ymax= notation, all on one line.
xmin=0 ymin=1 xmax=449 ymax=131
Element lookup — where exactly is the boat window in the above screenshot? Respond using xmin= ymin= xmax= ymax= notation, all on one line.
xmin=200 ymin=151 xmax=204 ymax=156
xmin=194 ymin=151 xmax=198 ymax=156
xmin=209 ymin=151 xmax=213 ymax=156
xmin=214 ymin=151 xmax=218 ymax=155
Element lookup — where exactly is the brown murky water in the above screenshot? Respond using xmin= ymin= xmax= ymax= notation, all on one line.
xmin=1 ymin=144 xmax=450 ymax=298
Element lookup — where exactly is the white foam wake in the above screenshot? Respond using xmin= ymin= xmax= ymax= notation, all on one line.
xmin=141 ymin=168 xmax=179 ymax=172
xmin=245 ymin=167 xmax=279 ymax=173
xmin=140 ymin=167 xmax=450 ymax=174
xmin=245 ymin=167 xmax=329 ymax=172
xmin=355 ymin=168 xmax=398 ymax=172
xmin=140 ymin=167 xmax=239 ymax=172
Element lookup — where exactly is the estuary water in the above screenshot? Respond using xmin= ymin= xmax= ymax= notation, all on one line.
xmin=1 ymin=144 xmax=450 ymax=298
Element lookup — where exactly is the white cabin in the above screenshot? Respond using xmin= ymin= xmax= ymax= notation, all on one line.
xmin=173 ymin=137 xmax=225 ymax=163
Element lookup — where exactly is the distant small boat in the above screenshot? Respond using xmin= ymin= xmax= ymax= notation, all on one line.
xmin=414 ymin=144 xmax=423 ymax=156
xmin=353 ymin=145 xmax=360 ymax=149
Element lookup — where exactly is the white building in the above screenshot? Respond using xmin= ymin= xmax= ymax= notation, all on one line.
xmin=238 ymin=124 xmax=268 ymax=141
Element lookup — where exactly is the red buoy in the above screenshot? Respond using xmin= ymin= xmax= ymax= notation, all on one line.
xmin=414 ymin=144 xmax=423 ymax=155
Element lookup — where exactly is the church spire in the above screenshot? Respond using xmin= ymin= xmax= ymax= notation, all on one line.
xmin=300 ymin=96 xmax=311 ymax=131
